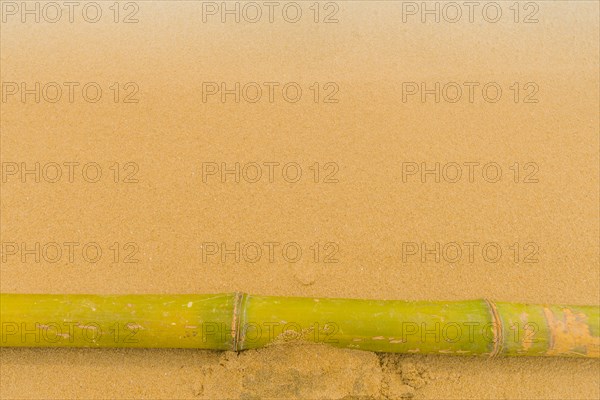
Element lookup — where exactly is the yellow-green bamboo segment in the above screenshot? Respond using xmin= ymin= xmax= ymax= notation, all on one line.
xmin=1 ymin=293 xmax=598 ymax=358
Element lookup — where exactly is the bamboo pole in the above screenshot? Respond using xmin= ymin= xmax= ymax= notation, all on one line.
xmin=1 ymin=293 xmax=598 ymax=358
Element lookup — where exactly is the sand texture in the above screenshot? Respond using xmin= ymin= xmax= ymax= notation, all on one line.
xmin=1 ymin=1 xmax=599 ymax=398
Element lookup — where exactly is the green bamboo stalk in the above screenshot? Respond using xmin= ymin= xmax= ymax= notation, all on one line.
xmin=1 ymin=293 xmax=598 ymax=358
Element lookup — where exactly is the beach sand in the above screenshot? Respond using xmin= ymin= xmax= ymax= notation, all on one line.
xmin=1 ymin=1 xmax=599 ymax=398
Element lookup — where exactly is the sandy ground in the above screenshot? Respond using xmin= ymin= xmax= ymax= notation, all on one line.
xmin=2 ymin=344 xmax=599 ymax=399
xmin=1 ymin=1 xmax=599 ymax=399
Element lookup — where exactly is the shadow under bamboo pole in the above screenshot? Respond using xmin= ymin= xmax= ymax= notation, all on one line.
xmin=0 ymin=293 xmax=598 ymax=358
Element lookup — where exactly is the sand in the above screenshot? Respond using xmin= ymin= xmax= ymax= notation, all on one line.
xmin=2 ymin=344 xmax=599 ymax=399
xmin=1 ymin=1 xmax=599 ymax=399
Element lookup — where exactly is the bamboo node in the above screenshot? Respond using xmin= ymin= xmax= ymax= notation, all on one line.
xmin=231 ymin=291 xmax=246 ymax=351
xmin=485 ymin=298 xmax=503 ymax=358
